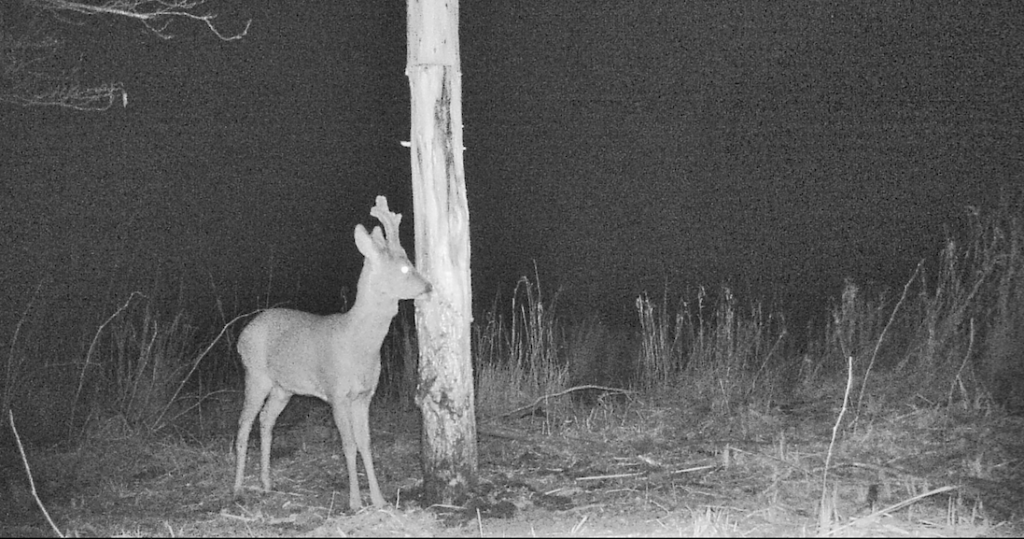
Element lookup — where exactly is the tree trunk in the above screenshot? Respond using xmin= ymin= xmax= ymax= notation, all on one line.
xmin=406 ymin=0 xmax=477 ymax=506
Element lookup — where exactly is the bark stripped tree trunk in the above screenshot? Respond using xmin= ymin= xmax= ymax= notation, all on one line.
xmin=406 ymin=0 xmax=477 ymax=506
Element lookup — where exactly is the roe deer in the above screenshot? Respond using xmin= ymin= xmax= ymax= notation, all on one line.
xmin=233 ymin=196 xmax=431 ymax=510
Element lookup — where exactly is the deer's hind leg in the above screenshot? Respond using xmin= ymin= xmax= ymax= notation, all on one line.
xmin=234 ymin=374 xmax=272 ymax=497
xmin=257 ymin=386 xmax=292 ymax=493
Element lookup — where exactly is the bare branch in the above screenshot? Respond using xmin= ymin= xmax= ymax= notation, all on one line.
xmin=28 ymin=0 xmax=250 ymax=41
xmin=0 ymin=22 xmax=126 ymax=110
xmin=0 ymin=79 xmax=126 ymax=110
xmin=2 ymin=0 xmax=249 ymax=110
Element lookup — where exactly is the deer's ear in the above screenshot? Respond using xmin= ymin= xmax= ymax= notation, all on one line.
xmin=354 ymin=224 xmax=379 ymax=258
xmin=369 ymin=226 xmax=388 ymax=249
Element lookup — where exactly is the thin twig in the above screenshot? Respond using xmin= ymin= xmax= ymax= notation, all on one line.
xmin=823 ymin=485 xmax=958 ymax=537
xmin=949 ymin=318 xmax=976 ymax=407
xmin=575 ymin=472 xmax=642 ymax=482
xmin=3 ymin=280 xmax=44 ymax=416
xmin=9 ymin=410 xmax=63 ymax=537
xmin=151 ymin=309 xmax=261 ymax=431
xmin=820 ymin=353 xmax=854 ymax=532
xmin=159 ymin=388 xmax=238 ymax=428
xmin=69 ymin=291 xmax=145 ymax=439
xmin=853 ymin=260 xmax=921 ymax=428
xmin=497 ymin=385 xmax=632 ymax=418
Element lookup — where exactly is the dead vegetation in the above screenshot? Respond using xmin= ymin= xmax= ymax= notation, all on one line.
xmin=2 ymin=205 xmax=1024 ymax=536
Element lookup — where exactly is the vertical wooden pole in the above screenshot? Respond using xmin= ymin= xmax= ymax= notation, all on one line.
xmin=406 ymin=0 xmax=477 ymax=505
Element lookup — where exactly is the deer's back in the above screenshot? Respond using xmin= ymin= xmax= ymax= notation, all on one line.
xmin=238 ymin=307 xmax=380 ymax=400
xmin=238 ymin=308 xmax=334 ymax=365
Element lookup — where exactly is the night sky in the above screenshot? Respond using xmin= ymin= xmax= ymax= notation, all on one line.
xmin=3 ymin=1 xmax=1022 ymax=345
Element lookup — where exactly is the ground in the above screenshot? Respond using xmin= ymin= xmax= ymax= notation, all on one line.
xmin=2 ymin=374 xmax=1022 ymax=537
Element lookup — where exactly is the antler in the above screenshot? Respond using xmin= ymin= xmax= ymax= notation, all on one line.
xmin=369 ymin=196 xmax=405 ymax=253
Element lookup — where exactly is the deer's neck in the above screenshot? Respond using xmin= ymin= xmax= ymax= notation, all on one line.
xmin=345 ymin=266 xmax=400 ymax=346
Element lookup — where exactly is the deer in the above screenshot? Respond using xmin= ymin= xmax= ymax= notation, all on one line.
xmin=232 ymin=196 xmax=431 ymax=511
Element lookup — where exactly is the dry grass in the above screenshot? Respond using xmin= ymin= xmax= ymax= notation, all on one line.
xmin=8 ymin=375 xmax=1017 ymax=536
xmin=2 ymin=205 xmax=1023 ymax=536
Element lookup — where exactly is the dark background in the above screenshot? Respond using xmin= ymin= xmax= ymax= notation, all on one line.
xmin=2 ymin=1 xmax=1021 ymax=353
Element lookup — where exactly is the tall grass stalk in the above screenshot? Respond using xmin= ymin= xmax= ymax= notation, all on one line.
xmin=968 ymin=205 xmax=1024 ymax=410
xmin=635 ymin=285 xmax=787 ymax=409
xmin=813 ymin=205 xmax=1023 ymax=412
xmin=635 ymin=290 xmax=684 ymax=391
xmin=3 ymin=281 xmax=43 ymax=421
xmin=70 ymin=291 xmax=144 ymax=438
xmin=106 ymin=296 xmax=196 ymax=431
xmin=150 ymin=309 xmax=255 ymax=431
xmin=895 ymin=208 xmax=1012 ymax=402
xmin=474 ymin=276 xmax=567 ymax=418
